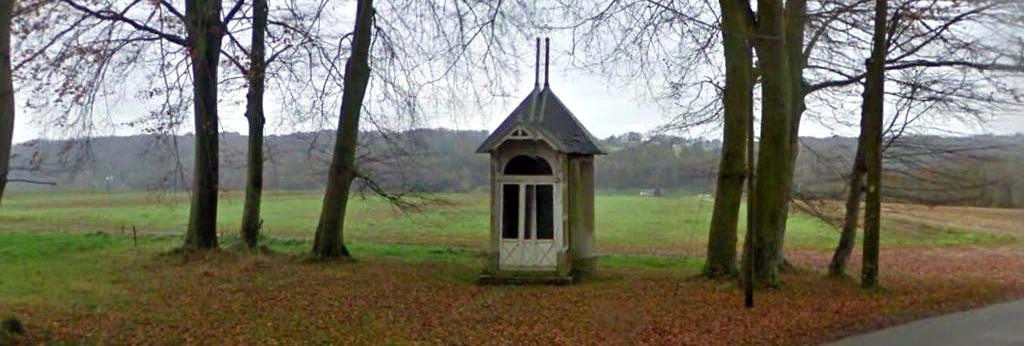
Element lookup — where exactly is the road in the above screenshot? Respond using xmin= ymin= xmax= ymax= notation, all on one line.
xmin=827 ymin=300 xmax=1023 ymax=346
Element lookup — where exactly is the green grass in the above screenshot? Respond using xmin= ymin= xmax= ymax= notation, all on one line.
xmin=883 ymin=226 xmax=1017 ymax=246
xmin=1 ymin=191 xmax=1013 ymax=254
xmin=0 ymin=232 xmax=134 ymax=309
xmin=0 ymin=231 xmax=716 ymax=310
xmin=1 ymin=190 xmax=1013 ymax=309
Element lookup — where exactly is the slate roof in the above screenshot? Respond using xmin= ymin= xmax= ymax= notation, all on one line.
xmin=476 ymin=86 xmax=606 ymax=155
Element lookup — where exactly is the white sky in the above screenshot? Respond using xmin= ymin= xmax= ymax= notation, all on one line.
xmin=12 ymin=39 xmax=1024 ymax=144
xmin=11 ymin=0 xmax=1023 ymax=145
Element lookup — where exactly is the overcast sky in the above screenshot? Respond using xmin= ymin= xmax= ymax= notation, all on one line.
xmin=11 ymin=0 xmax=1024 ymax=145
xmin=12 ymin=39 xmax=1024 ymax=144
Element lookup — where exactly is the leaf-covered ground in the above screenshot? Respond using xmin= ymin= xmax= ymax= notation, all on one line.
xmin=2 ymin=234 xmax=1019 ymax=345
xmin=1 ymin=192 xmax=1020 ymax=345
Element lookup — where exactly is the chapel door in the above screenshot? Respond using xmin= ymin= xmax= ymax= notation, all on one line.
xmin=500 ymin=183 xmax=560 ymax=270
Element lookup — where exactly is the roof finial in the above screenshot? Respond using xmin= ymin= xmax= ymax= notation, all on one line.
xmin=544 ymin=37 xmax=551 ymax=88
xmin=534 ymin=37 xmax=541 ymax=90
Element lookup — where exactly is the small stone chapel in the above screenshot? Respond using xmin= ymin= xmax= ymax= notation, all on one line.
xmin=476 ymin=38 xmax=606 ymax=283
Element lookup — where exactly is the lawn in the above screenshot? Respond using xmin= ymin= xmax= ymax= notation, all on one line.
xmin=1 ymin=191 xmax=1016 ymax=254
xmin=0 ymin=191 xmax=1021 ymax=344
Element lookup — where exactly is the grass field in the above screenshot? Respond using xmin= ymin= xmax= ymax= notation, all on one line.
xmin=1 ymin=191 xmax=1017 ymax=254
xmin=0 ymin=191 xmax=1021 ymax=344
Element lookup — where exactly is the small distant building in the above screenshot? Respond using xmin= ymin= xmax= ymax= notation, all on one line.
xmin=476 ymin=38 xmax=606 ymax=283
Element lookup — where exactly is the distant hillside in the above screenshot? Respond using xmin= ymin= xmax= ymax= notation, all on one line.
xmin=9 ymin=130 xmax=1023 ymax=207
xmin=9 ymin=129 xmax=491 ymax=193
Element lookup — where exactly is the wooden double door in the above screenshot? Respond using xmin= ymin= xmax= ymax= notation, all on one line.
xmin=499 ymin=182 xmax=562 ymax=270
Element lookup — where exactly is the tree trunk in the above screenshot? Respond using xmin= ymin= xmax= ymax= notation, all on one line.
xmin=0 ymin=1 xmax=12 ymax=206
xmin=861 ymin=0 xmax=888 ymax=289
xmin=750 ymin=0 xmax=794 ymax=287
xmin=183 ymin=0 xmax=224 ymax=249
xmin=774 ymin=0 xmax=808 ymax=267
xmin=704 ymin=0 xmax=753 ymax=278
xmin=742 ymin=55 xmax=757 ymax=307
xmin=828 ymin=125 xmax=867 ymax=276
xmin=312 ymin=0 xmax=374 ymax=259
xmin=240 ymin=0 xmax=268 ymax=249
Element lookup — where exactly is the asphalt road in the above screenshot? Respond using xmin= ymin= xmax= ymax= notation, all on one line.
xmin=827 ymin=300 xmax=1024 ymax=346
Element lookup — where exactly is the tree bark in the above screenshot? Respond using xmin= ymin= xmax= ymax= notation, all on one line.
xmin=312 ymin=0 xmax=374 ymax=259
xmin=743 ymin=52 xmax=757 ymax=307
xmin=828 ymin=127 xmax=867 ymax=276
xmin=704 ymin=0 xmax=753 ymax=278
xmin=0 ymin=1 xmax=13 ymax=206
xmin=240 ymin=0 xmax=268 ymax=249
xmin=749 ymin=0 xmax=794 ymax=287
xmin=183 ymin=0 xmax=224 ymax=249
xmin=861 ymin=0 xmax=888 ymax=289
xmin=774 ymin=0 xmax=808 ymax=267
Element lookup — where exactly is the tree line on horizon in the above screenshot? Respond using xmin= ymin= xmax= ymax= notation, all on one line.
xmin=10 ymin=129 xmax=1023 ymax=209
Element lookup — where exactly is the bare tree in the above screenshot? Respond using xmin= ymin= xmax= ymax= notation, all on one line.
xmin=858 ymin=0 xmax=888 ymax=289
xmin=704 ymin=0 xmax=753 ymax=278
xmin=743 ymin=0 xmax=800 ymax=287
xmin=179 ymin=0 xmax=225 ymax=249
xmin=745 ymin=0 xmax=1023 ymax=283
xmin=543 ymin=0 xmax=745 ymax=279
xmin=311 ymin=0 xmax=374 ymax=259
xmin=818 ymin=0 xmax=1023 ymax=277
xmin=300 ymin=0 xmax=531 ymax=258
xmin=215 ymin=0 xmax=337 ymax=250
xmin=239 ymin=0 xmax=269 ymax=249
xmin=545 ymin=0 xmax=1018 ymax=286
xmin=21 ymin=1 xmax=355 ymax=251
xmin=23 ymin=0 xmax=246 ymax=249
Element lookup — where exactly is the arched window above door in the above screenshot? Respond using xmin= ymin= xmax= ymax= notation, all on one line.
xmin=504 ymin=155 xmax=553 ymax=175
